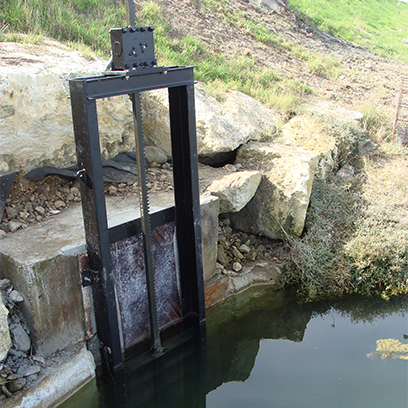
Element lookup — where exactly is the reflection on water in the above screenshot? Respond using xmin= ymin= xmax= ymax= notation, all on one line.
xmin=60 ymin=288 xmax=408 ymax=408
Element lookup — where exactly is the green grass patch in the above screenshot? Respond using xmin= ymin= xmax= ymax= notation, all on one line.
xmin=288 ymin=0 xmax=408 ymax=63
xmin=0 ymin=0 xmax=126 ymax=56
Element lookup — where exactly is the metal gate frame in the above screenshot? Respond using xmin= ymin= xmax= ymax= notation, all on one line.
xmin=69 ymin=66 xmax=205 ymax=372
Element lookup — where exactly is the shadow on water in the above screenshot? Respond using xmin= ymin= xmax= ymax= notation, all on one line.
xmin=60 ymin=288 xmax=408 ymax=408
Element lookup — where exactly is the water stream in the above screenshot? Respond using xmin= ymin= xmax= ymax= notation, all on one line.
xmin=60 ymin=287 xmax=408 ymax=407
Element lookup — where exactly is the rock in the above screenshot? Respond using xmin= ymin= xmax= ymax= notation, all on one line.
xmin=108 ymin=186 xmax=118 ymax=195
xmin=232 ymin=246 xmax=244 ymax=260
xmin=34 ymin=206 xmax=45 ymax=216
xmin=54 ymin=200 xmax=66 ymax=210
xmin=7 ymin=376 xmax=26 ymax=392
xmin=207 ymin=171 xmax=262 ymax=213
xmin=0 ymin=41 xmax=134 ymax=176
xmin=231 ymin=142 xmax=318 ymax=239
xmin=278 ymin=115 xmax=337 ymax=180
xmin=232 ymin=262 xmax=243 ymax=272
xmin=359 ymin=139 xmax=378 ymax=154
xmin=337 ymin=164 xmax=354 ymax=178
xmin=0 ymin=297 xmax=11 ymax=361
xmin=5 ymin=207 xmax=17 ymax=219
xmin=0 ymin=230 xmax=6 ymax=239
xmin=9 ymin=290 xmax=24 ymax=303
xmin=217 ymin=246 xmax=230 ymax=267
xmin=10 ymin=322 xmax=31 ymax=352
xmin=239 ymin=244 xmax=251 ymax=254
xmin=70 ymin=187 xmax=80 ymax=196
xmin=145 ymin=145 xmax=168 ymax=164
xmin=8 ymin=220 xmax=22 ymax=232
xmin=0 ymin=279 xmax=11 ymax=290
xmin=17 ymin=364 xmax=41 ymax=377
xmin=141 ymin=85 xmax=279 ymax=166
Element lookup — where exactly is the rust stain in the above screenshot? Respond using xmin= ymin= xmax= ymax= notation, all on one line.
xmin=204 ymin=276 xmax=229 ymax=308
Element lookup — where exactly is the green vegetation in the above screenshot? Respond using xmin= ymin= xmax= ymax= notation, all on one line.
xmin=281 ymin=116 xmax=408 ymax=301
xmin=0 ymin=0 xmax=127 ymax=56
xmin=289 ymin=0 xmax=408 ymax=63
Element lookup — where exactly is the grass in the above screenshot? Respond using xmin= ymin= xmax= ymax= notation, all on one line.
xmin=0 ymin=0 xmax=127 ymax=56
xmin=281 ymin=115 xmax=408 ymax=300
xmin=288 ymin=0 xmax=408 ymax=63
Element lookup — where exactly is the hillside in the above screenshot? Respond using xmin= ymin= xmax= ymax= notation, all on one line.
xmin=148 ymin=0 xmax=406 ymax=117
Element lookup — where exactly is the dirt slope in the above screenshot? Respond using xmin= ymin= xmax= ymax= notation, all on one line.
xmin=159 ymin=0 xmax=406 ymax=112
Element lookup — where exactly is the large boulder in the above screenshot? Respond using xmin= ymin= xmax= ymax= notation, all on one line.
xmin=142 ymin=85 xmax=279 ymax=166
xmin=0 ymin=40 xmax=134 ymax=176
xmin=231 ymin=142 xmax=318 ymax=239
xmin=207 ymin=170 xmax=262 ymax=213
xmin=278 ymin=115 xmax=338 ymax=179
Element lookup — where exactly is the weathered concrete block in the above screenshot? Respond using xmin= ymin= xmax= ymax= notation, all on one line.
xmin=0 ymin=253 xmax=84 ymax=357
xmin=200 ymin=195 xmax=219 ymax=281
xmin=0 ymin=190 xmax=219 ymax=356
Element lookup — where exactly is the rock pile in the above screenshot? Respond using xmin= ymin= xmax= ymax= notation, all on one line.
xmin=0 ymin=278 xmax=44 ymax=401
xmin=215 ymin=216 xmax=290 ymax=275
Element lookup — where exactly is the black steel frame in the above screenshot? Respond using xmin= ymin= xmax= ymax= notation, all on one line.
xmin=69 ymin=66 xmax=205 ymax=372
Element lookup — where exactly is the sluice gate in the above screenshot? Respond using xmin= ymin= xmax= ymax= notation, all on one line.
xmin=69 ymin=21 xmax=205 ymax=373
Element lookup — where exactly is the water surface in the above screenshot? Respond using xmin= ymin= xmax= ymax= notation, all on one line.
xmin=60 ymin=287 xmax=408 ymax=407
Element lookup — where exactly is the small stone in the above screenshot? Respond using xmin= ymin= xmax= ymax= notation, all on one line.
xmin=10 ymin=323 xmax=31 ymax=352
xmin=224 ymin=164 xmax=236 ymax=172
xmin=70 ymin=187 xmax=80 ymax=196
xmin=31 ymin=355 xmax=45 ymax=365
xmin=66 ymin=194 xmax=74 ymax=201
xmin=217 ymin=246 xmax=230 ymax=267
xmin=232 ymin=262 xmax=242 ymax=272
xmin=49 ymin=210 xmax=60 ymax=216
xmin=8 ymin=220 xmax=22 ymax=232
xmin=258 ymin=244 xmax=266 ymax=252
xmin=239 ymin=244 xmax=251 ymax=254
xmin=108 ymin=186 xmax=118 ymax=195
xmin=118 ymin=183 xmax=127 ymax=189
xmin=232 ymin=246 xmax=244 ymax=260
xmin=8 ymin=377 xmax=26 ymax=393
xmin=337 ymin=164 xmax=354 ymax=178
xmin=224 ymin=226 xmax=232 ymax=235
xmin=0 ymin=230 xmax=6 ymax=239
xmin=35 ymin=216 xmax=43 ymax=222
xmin=25 ymin=203 xmax=33 ymax=213
xmin=9 ymin=290 xmax=24 ymax=303
xmin=5 ymin=207 xmax=17 ymax=219
xmin=34 ymin=206 xmax=45 ymax=215
xmin=54 ymin=200 xmax=66 ymax=210
xmin=162 ymin=162 xmax=170 ymax=170
xmin=235 ymin=163 xmax=244 ymax=170
xmin=17 ymin=365 xmax=40 ymax=377
xmin=19 ymin=211 xmax=29 ymax=220
xmin=247 ymin=251 xmax=257 ymax=261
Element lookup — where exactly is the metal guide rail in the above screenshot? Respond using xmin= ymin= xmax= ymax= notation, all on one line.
xmin=69 ymin=57 xmax=205 ymax=372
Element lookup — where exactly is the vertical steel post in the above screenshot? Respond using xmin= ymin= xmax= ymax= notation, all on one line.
xmin=69 ymin=81 xmax=123 ymax=372
xmin=168 ymin=84 xmax=206 ymax=326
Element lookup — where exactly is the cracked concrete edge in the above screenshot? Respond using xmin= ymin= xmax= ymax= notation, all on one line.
xmin=2 ymin=345 xmax=95 ymax=408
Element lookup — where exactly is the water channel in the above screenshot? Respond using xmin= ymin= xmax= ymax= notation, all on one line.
xmin=60 ymin=287 xmax=408 ymax=408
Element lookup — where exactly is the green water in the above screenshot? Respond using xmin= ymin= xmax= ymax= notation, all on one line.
xmin=61 ymin=287 xmax=408 ymax=408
